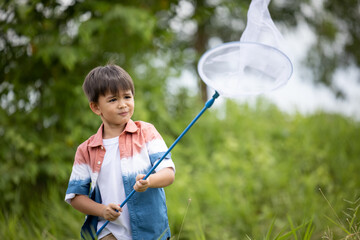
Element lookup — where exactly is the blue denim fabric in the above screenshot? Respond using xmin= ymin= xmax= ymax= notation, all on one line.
xmin=80 ymin=163 xmax=172 ymax=240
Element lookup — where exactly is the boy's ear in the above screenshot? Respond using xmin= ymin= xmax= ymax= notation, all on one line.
xmin=89 ymin=102 xmax=101 ymax=116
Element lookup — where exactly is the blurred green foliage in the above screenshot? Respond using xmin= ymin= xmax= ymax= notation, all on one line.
xmin=1 ymin=0 xmax=360 ymax=239
xmin=166 ymin=100 xmax=360 ymax=239
xmin=1 ymin=97 xmax=359 ymax=239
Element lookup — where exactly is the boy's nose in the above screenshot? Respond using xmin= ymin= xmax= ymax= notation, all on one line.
xmin=118 ymin=100 xmax=126 ymax=108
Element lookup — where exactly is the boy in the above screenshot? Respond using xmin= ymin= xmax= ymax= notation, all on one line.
xmin=65 ymin=64 xmax=175 ymax=240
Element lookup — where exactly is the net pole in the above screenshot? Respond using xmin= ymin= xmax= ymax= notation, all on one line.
xmin=96 ymin=91 xmax=219 ymax=236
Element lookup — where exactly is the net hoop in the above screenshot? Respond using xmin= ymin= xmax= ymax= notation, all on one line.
xmin=197 ymin=41 xmax=293 ymax=98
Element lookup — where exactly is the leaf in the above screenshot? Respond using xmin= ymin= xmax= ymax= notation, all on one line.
xmin=58 ymin=46 xmax=78 ymax=71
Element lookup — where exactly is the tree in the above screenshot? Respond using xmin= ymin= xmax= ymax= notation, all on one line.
xmin=0 ymin=0 xmax=182 ymax=212
xmin=299 ymin=0 xmax=360 ymax=97
xmin=161 ymin=0 xmax=360 ymax=99
xmin=1 ymin=0 xmax=359 ymax=213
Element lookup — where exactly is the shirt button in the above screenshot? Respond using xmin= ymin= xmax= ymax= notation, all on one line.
xmin=97 ymin=161 xmax=101 ymax=165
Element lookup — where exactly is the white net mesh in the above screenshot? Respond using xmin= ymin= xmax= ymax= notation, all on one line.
xmin=197 ymin=0 xmax=293 ymax=98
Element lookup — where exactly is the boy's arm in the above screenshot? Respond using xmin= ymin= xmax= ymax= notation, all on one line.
xmin=134 ymin=167 xmax=175 ymax=192
xmin=70 ymin=194 xmax=122 ymax=221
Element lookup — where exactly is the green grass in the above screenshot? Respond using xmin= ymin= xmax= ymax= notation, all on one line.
xmin=0 ymin=187 xmax=83 ymax=240
xmin=1 ymin=102 xmax=359 ymax=239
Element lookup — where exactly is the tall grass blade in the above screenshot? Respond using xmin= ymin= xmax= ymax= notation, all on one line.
xmin=324 ymin=215 xmax=351 ymax=235
xmin=287 ymin=215 xmax=298 ymax=240
xmin=319 ymin=188 xmax=345 ymax=227
xmin=303 ymin=218 xmax=315 ymax=240
xmin=157 ymin=226 xmax=170 ymax=240
xmin=276 ymin=220 xmax=310 ymax=240
xmin=177 ymin=198 xmax=192 ymax=240
xmin=265 ymin=218 xmax=276 ymax=240
xmin=348 ymin=200 xmax=360 ymax=231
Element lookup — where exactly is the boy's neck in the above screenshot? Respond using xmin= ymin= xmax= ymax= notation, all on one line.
xmin=102 ymin=122 xmax=127 ymax=139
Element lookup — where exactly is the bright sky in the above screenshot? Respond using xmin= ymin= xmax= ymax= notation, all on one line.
xmin=169 ymin=15 xmax=360 ymax=121
xmin=262 ymin=22 xmax=360 ymax=120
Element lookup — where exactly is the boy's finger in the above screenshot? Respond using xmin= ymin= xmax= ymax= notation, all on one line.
xmin=109 ymin=203 xmax=121 ymax=212
xmin=110 ymin=211 xmax=120 ymax=217
xmin=138 ymin=180 xmax=146 ymax=185
xmin=136 ymin=174 xmax=145 ymax=181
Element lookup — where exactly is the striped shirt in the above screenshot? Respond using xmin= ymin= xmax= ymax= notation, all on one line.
xmin=65 ymin=120 xmax=175 ymax=239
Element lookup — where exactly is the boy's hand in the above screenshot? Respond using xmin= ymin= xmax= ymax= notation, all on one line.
xmin=133 ymin=174 xmax=150 ymax=192
xmin=102 ymin=203 xmax=122 ymax=221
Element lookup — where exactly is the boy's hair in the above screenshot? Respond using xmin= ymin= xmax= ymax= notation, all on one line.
xmin=82 ymin=64 xmax=135 ymax=102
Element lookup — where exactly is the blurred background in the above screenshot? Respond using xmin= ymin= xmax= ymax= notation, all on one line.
xmin=1 ymin=0 xmax=359 ymax=239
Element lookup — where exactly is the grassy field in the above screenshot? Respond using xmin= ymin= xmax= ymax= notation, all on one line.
xmin=1 ymin=101 xmax=359 ymax=239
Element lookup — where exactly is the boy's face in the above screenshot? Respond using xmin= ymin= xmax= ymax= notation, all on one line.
xmin=90 ymin=89 xmax=134 ymax=136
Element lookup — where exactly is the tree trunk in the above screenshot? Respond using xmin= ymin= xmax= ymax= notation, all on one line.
xmin=194 ymin=2 xmax=209 ymax=103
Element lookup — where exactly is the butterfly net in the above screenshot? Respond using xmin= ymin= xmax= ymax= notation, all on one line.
xmin=197 ymin=0 xmax=293 ymax=98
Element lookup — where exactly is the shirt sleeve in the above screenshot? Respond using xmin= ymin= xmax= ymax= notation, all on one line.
xmin=145 ymin=124 xmax=176 ymax=173
xmin=64 ymin=147 xmax=92 ymax=204
xmin=153 ymin=157 xmax=175 ymax=173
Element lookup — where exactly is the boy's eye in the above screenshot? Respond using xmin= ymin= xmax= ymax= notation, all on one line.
xmin=109 ymin=98 xmax=117 ymax=102
xmin=125 ymin=95 xmax=132 ymax=99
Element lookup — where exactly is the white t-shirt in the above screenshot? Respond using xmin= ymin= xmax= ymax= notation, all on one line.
xmin=97 ymin=136 xmax=174 ymax=239
xmin=97 ymin=136 xmax=132 ymax=240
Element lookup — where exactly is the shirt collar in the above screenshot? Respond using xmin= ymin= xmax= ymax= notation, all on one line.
xmin=88 ymin=119 xmax=138 ymax=147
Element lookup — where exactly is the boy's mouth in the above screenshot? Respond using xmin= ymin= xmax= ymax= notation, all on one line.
xmin=119 ymin=111 xmax=128 ymax=116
